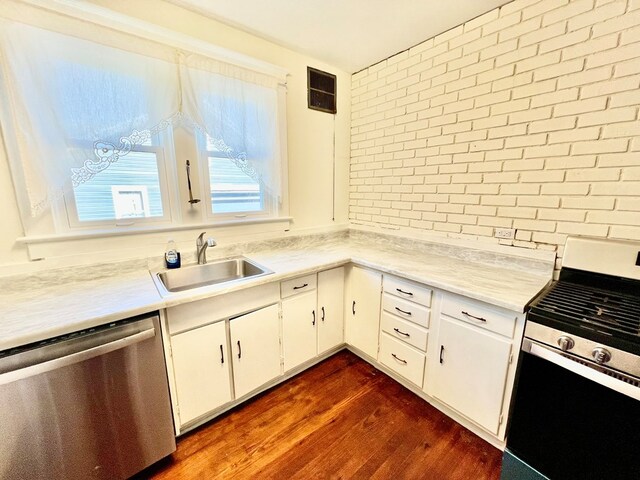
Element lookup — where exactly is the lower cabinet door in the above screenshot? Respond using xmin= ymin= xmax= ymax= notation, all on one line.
xmin=379 ymin=332 xmax=425 ymax=387
xmin=230 ymin=304 xmax=281 ymax=399
xmin=317 ymin=267 xmax=345 ymax=354
xmin=432 ymin=316 xmax=512 ymax=434
xmin=346 ymin=266 xmax=382 ymax=358
xmin=171 ymin=321 xmax=232 ymax=426
xmin=282 ymin=291 xmax=317 ymax=371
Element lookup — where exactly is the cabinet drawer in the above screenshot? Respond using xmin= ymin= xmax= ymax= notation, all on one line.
xmin=382 ymin=293 xmax=430 ymax=328
xmin=379 ymin=333 xmax=425 ymax=387
xmin=441 ymin=294 xmax=517 ymax=338
xmin=383 ymin=275 xmax=432 ymax=307
xmin=280 ymin=274 xmax=317 ymax=298
xmin=380 ymin=311 xmax=428 ymax=352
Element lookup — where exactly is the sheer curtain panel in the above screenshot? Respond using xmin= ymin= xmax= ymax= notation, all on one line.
xmin=180 ymin=54 xmax=283 ymax=203
xmin=0 ymin=19 xmax=180 ymax=219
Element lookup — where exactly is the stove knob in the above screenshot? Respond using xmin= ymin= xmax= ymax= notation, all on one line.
xmin=592 ymin=347 xmax=611 ymax=365
xmin=557 ymin=336 xmax=575 ymax=351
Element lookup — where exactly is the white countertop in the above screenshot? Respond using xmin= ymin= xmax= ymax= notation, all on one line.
xmin=0 ymin=231 xmax=554 ymax=352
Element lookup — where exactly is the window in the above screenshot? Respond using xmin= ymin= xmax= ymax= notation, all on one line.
xmin=62 ymin=134 xmax=174 ymax=228
xmin=199 ymin=133 xmax=272 ymax=219
xmin=0 ymin=13 xmax=287 ymax=238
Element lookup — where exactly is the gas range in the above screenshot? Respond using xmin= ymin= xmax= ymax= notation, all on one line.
xmin=502 ymin=236 xmax=640 ymax=480
xmin=526 ymin=236 xmax=640 ymax=378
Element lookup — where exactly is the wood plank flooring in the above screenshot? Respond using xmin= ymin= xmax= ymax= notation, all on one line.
xmin=138 ymin=351 xmax=502 ymax=479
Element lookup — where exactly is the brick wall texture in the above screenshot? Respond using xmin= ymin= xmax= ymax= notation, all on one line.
xmin=350 ymin=0 xmax=640 ymax=264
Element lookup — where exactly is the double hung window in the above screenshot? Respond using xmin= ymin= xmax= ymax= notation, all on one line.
xmin=0 ymin=3 xmax=287 ymax=237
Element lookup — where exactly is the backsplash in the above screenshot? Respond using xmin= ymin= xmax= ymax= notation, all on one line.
xmin=350 ymin=0 xmax=640 ymax=270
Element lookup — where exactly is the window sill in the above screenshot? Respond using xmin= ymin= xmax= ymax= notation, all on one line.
xmin=17 ymin=216 xmax=293 ymax=245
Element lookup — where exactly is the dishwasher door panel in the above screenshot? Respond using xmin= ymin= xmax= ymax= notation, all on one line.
xmin=0 ymin=315 xmax=175 ymax=480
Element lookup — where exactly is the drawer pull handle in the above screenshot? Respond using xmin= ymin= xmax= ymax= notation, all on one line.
xmin=396 ymin=288 xmax=413 ymax=296
xmin=293 ymin=283 xmax=308 ymax=290
xmin=220 ymin=344 xmax=224 ymax=364
xmin=312 ymin=310 xmax=316 ymax=326
xmin=462 ymin=311 xmax=487 ymax=322
xmin=393 ymin=328 xmax=410 ymax=338
xmin=321 ymin=306 xmax=325 ymax=322
xmin=440 ymin=345 xmax=445 ymax=364
xmin=237 ymin=340 xmax=242 ymax=359
xmin=395 ymin=307 xmax=412 ymax=316
xmin=352 ymin=300 xmax=356 ymax=315
xmin=391 ymin=353 xmax=407 ymax=364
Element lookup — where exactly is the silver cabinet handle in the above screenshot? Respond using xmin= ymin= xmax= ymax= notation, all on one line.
xmin=395 ymin=307 xmax=412 ymax=316
xmin=0 ymin=328 xmax=155 ymax=386
xmin=462 ymin=310 xmax=486 ymax=322
xmin=391 ymin=353 xmax=407 ymax=364
xmin=393 ymin=327 xmax=410 ymax=338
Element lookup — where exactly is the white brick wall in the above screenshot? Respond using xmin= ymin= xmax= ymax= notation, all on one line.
xmin=350 ymin=0 xmax=640 ymax=267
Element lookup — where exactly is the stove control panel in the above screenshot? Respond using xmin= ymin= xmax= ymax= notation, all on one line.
xmin=592 ymin=347 xmax=612 ymax=365
xmin=557 ymin=336 xmax=575 ymax=351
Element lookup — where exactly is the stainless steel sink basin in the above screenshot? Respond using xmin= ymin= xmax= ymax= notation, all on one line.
xmin=155 ymin=257 xmax=273 ymax=294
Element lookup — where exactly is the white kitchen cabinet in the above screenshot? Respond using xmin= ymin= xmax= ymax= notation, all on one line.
xmin=230 ymin=304 xmax=281 ymax=399
xmin=346 ymin=266 xmax=382 ymax=358
xmin=431 ymin=315 xmax=512 ymax=435
xmin=171 ymin=321 xmax=232 ymax=426
xmin=317 ymin=267 xmax=345 ymax=354
xmin=282 ymin=291 xmax=317 ymax=371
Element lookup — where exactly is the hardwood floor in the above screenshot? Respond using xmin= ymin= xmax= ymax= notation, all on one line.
xmin=139 ymin=351 xmax=502 ymax=479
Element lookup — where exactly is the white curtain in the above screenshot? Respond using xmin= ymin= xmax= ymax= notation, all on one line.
xmin=0 ymin=13 xmax=285 ymax=221
xmin=0 ymin=19 xmax=180 ymax=217
xmin=180 ymin=54 xmax=283 ymax=201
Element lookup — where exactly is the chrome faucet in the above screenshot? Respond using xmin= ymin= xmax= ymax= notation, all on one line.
xmin=196 ymin=232 xmax=217 ymax=265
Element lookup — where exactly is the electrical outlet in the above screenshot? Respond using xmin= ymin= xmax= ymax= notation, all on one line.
xmin=495 ymin=228 xmax=516 ymax=239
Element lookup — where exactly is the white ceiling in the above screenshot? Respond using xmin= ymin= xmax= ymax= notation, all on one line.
xmin=167 ymin=0 xmax=513 ymax=73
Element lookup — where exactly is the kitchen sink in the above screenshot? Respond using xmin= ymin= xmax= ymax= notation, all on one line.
xmin=155 ymin=257 xmax=273 ymax=294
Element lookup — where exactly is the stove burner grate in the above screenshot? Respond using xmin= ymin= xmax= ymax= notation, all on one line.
xmin=533 ymin=281 xmax=640 ymax=338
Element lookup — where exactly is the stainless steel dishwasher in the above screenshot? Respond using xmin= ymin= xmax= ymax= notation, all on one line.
xmin=0 ymin=312 xmax=176 ymax=479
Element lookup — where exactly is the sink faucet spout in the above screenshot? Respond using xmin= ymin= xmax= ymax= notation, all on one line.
xmin=196 ymin=232 xmax=217 ymax=264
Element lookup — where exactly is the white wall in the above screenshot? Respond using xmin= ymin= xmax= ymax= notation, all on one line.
xmin=350 ymin=0 xmax=640 ymax=268
xmin=0 ymin=0 xmax=350 ymax=269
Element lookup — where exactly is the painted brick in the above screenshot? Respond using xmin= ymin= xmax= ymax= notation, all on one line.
xmin=557 ymin=65 xmax=612 ymax=89
xmin=349 ymin=0 xmax=640 ymax=257
xmin=539 ymin=27 xmax=590 ymax=53
xmin=529 ymin=117 xmax=576 ymax=133
xmin=509 ymin=106 xmax=553 ymax=124
xmin=567 ymin=1 xmax=626 ymax=31
xmin=548 ymin=127 xmax=601 ymax=144
xmin=577 ymin=107 xmax=637 ymax=127
xmin=530 ymin=88 xmax=579 ymax=108
xmin=580 ymin=77 xmax=640 ymax=98
xmin=542 ymin=0 xmax=594 ymax=27
xmin=520 ymin=21 xmax=567 ymax=47
xmin=592 ymin=9 xmax=640 ymax=37
xmin=562 ymin=33 xmax=619 ymax=61
xmin=534 ymin=58 xmax=584 ymax=81
xmin=553 ymin=97 xmax=607 ymax=117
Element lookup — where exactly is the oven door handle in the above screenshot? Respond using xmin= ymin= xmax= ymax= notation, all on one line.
xmin=523 ymin=339 xmax=640 ymax=401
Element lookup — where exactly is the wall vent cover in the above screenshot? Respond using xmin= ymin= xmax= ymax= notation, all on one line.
xmin=307 ymin=67 xmax=336 ymax=114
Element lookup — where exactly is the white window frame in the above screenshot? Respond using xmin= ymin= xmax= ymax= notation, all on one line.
xmin=195 ymin=131 xmax=277 ymax=223
xmin=53 ymin=129 xmax=180 ymax=231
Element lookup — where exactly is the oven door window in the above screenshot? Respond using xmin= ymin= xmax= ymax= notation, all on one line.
xmin=507 ymin=351 xmax=640 ymax=480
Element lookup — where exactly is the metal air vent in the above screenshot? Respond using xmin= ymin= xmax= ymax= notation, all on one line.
xmin=307 ymin=67 xmax=336 ymax=114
